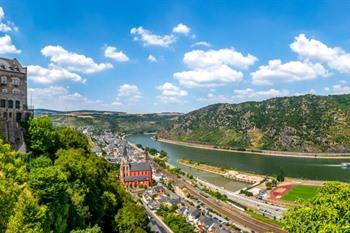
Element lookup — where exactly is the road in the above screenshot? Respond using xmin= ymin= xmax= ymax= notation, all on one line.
xmin=156 ymin=163 xmax=286 ymax=233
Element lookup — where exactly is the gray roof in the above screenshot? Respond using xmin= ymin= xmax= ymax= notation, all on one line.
xmin=129 ymin=162 xmax=151 ymax=171
xmin=0 ymin=58 xmax=26 ymax=73
xmin=190 ymin=209 xmax=201 ymax=219
xmin=124 ymin=175 xmax=149 ymax=182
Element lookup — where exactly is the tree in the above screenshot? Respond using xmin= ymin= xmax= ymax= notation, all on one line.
xmin=28 ymin=166 xmax=69 ymax=233
xmin=0 ymin=179 xmax=20 ymax=232
xmin=281 ymin=182 xmax=350 ymax=232
xmin=70 ymin=225 xmax=102 ymax=233
xmin=58 ymin=127 xmax=90 ymax=152
xmin=6 ymin=188 xmax=48 ymax=233
xmin=277 ymin=169 xmax=285 ymax=182
xmin=27 ymin=116 xmax=58 ymax=160
xmin=114 ymin=203 xmax=150 ymax=233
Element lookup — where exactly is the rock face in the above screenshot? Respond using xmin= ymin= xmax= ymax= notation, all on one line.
xmin=158 ymin=94 xmax=350 ymax=153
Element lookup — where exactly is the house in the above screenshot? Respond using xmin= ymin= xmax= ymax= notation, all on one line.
xmin=174 ymin=185 xmax=188 ymax=198
xmin=198 ymin=216 xmax=215 ymax=232
xmin=120 ymin=160 xmax=152 ymax=188
xmin=178 ymin=206 xmax=189 ymax=216
xmin=153 ymin=185 xmax=165 ymax=195
xmin=188 ymin=209 xmax=201 ymax=224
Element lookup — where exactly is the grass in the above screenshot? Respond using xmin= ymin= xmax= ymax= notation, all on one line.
xmin=246 ymin=209 xmax=282 ymax=227
xmin=281 ymin=185 xmax=319 ymax=202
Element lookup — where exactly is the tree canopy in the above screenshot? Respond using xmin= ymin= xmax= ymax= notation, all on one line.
xmin=0 ymin=116 xmax=150 ymax=233
xmin=281 ymin=182 xmax=350 ymax=232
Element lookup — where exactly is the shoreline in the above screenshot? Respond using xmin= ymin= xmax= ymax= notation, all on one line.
xmin=158 ymin=138 xmax=350 ymax=159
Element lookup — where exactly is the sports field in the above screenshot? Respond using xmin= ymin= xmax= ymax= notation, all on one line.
xmin=281 ymin=185 xmax=319 ymax=202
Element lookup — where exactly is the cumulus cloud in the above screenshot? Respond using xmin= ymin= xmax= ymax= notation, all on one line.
xmin=28 ymin=86 xmax=110 ymax=111
xmin=291 ymin=34 xmax=350 ymax=73
xmin=196 ymin=92 xmax=231 ymax=104
xmin=172 ymin=23 xmax=191 ymax=35
xmin=191 ymin=41 xmax=211 ymax=48
xmin=116 ymin=84 xmax=142 ymax=103
xmin=104 ymin=46 xmax=129 ymax=62
xmin=28 ymin=65 xmax=85 ymax=84
xmin=147 ymin=54 xmax=157 ymax=63
xmin=156 ymin=82 xmax=188 ymax=103
xmin=174 ymin=48 xmax=257 ymax=88
xmin=130 ymin=26 xmax=176 ymax=47
xmin=0 ymin=35 xmax=21 ymax=54
xmin=0 ymin=7 xmax=18 ymax=32
xmin=251 ymin=59 xmax=328 ymax=85
xmin=324 ymin=82 xmax=350 ymax=95
xmin=41 ymin=45 xmax=113 ymax=73
xmin=233 ymin=88 xmax=289 ymax=101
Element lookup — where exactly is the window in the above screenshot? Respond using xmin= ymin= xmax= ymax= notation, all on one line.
xmin=12 ymin=78 xmax=20 ymax=86
xmin=15 ymin=100 xmax=20 ymax=109
xmin=1 ymin=76 xmax=7 ymax=84
xmin=12 ymin=89 xmax=20 ymax=95
xmin=8 ymin=100 xmax=13 ymax=108
xmin=0 ymin=99 xmax=5 ymax=108
xmin=2 ymin=89 xmax=7 ymax=93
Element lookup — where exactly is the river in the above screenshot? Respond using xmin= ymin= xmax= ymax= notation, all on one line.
xmin=127 ymin=134 xmax=350 ymax=184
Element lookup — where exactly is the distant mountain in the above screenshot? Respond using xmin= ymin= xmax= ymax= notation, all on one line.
xmin=158 ymin=94 xmax=350 ymax=153
xmin=38 ymin=109 xmax=182 ymax=134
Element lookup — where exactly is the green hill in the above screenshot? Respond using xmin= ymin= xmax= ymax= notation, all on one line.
xmin=158 ymin=94 xmax=350 ymax=153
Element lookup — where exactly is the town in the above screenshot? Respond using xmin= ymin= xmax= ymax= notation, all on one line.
xmin=80 ymin=126 xmax=287 ymax=233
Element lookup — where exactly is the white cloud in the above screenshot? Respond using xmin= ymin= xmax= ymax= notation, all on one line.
xmin=325 ymin=84 xmax=350 ymax=95
xmin=0 ymin=35 xmax=21 ymax=54
xmin=251 ymin=59 xmax=328 ymax=85
xmin=172 ymin=23 xmax=191 ymax=35
xmin=0 ymin=7 xmax=18 ymax=32
xmin=130 ymin=26 xmax=176 ymax=47
xmin=147 ymin=54 xmax=157 ymax=63
xmin=183 ymin=48 xmax=257 ymax=69
xmin=196 ymin=93 xmax=231 ymax=104
xmin=28 ymin=86 xmax=111 ymax=111
xmin=28 ymin=65 xmax=85 ymax=84
xmin=104 ymin=46 xmax=129 ymax=62
xmin=233 ymin=88 xmax=289 ymax=101
xmin=156 ymin=82 xmax=188 ymax=103
xmin=116 ymin=84 xmax=142 ymax=103
xmin=291 ymin=34 xmax=350 ymax=73
xmin=41 ymin=45 xmax=113 ymax=73
xmin=191 ymin=41 xmax=211 ymax=48
xmin=174 ymin=48 xmax=257 ymax=88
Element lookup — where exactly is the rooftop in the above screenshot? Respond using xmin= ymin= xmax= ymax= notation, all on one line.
xmin=124 ymin=175 xmax=149 ymax=182
xmin=0 ymin=58 xmax=26 ymax=73
xmin=129 ymin=162 xmax=151 ymax=171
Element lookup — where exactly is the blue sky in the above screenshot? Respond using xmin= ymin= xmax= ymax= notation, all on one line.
xmin=1 ymin=1 xmax=350 ymax=113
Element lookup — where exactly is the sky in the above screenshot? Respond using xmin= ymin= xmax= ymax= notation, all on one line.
xmin=1 ymin=0 xmax=350 ymax=113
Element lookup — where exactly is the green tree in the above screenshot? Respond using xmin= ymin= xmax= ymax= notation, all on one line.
xmin=0 ymin=179 xmax=20 ymax=232
xmin=27 ymin=116 xmax=58 ymax=160
xmin=281 ymin=182 xmax=350 ymax=232
xmin=6 ymin=188 xmax=48 ymax=233
xmin=277 ymin=169 xmax=285 ymax=182
xmin=70 ymin=225 xmax=102 ymax=233
xmin=58 ymin=127 xmax=90 ymax=152
xmin=114 ymin=203 xmax=150 ymax=233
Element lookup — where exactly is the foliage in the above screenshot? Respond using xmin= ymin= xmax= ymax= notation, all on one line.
xmin=114 ymin=202 xmax=150 ymax=233
xmin=159 ymin=94 xmax=350 ymax=152
xmin=281 ymin=182 xmax=350 ymax=232
xmin=157 ymin=204 xmax=195 ymax=233
xmin=0 ymin=117 xmax=150 ymax=233
xmin=276 ymin=169 xmax=285 ymax=182
xmin=203 ymin=187 xmax=228 ymax=202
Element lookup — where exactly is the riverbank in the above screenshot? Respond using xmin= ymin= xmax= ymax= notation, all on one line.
xmin=158 ymin=138 xmax=350 ymax=159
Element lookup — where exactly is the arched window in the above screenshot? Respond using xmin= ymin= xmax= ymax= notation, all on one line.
xmin=1 ymin=76 xmax=7 ymax=84
xmin=12 ymin=88 xmax=20 ymax=95
xmin=8 ymin=100 xmax=13 ymax=108
xmin=12 ymin=78 xmax=20 ymax=86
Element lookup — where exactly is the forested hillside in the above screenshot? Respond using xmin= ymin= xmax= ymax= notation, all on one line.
xmin=0 ymin=116 xmax=150 ymax=233
xmin=159 ymin=94 xmax=350 ymax=152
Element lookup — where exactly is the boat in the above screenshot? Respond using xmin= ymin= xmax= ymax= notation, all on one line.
xmin=341 ymin=163 xmax=350 ymax=168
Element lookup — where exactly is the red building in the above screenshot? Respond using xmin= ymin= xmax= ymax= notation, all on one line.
xmin=120 ymin=160 xmax=152 ymax=188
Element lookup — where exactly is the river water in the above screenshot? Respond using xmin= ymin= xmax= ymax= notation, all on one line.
xmin=127 ymin=134 xmax=350 ymax=184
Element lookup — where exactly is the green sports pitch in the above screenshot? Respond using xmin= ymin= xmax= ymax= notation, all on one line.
xmin=281 ymin=185 xmax=319 ymax=202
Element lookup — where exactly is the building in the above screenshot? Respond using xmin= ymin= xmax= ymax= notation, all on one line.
xmin=120 ymin=160 xmax=152 ymax=188
xmin=0 ymin=58 xmax=31 ymax=148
